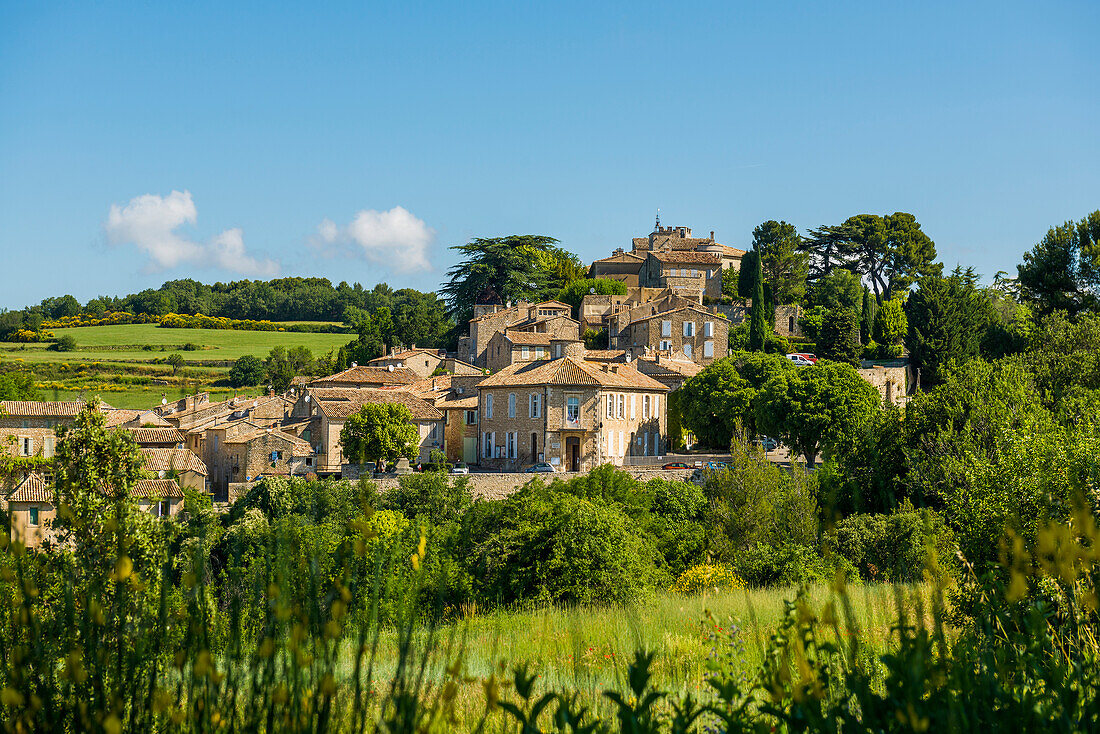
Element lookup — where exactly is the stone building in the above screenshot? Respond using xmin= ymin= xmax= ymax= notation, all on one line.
xmin=290 ymin=386 xmax=444 ymax=473
xmin=205 ymin=422 xmax=315 ymax=500
xmin=476 ymin=355 xmax=669 ymax=472
xmin=587 ymin=250 xmax=646 ymax=287
xmin=6 ymin=473 xmax=54 ymax=549
xmin=462 ymin=300 xmax=579 ymax=368
xmin=631 ymin=221 xmax=746 ymax=272
xmin=774 ymin=304 xmax=804 ymax=338
xmin=639 ymin=250 xmax=724 ymax=299
xmin=309 ymin=365 xmax=421 ymax=389
xmin=139 ymin=447 xmax=208 ymax=493
xmin=579 ymin=286 xmax=690 ymax=333
xmin=857 ymin=360 xmax=914 ymax=407
xmin=484 ymin=331 xmax=551 ymax=372
xmin=614 ymin=305 xmax=728 ymax=364
xmin=631 ymin=354 xmax=704 ymax=392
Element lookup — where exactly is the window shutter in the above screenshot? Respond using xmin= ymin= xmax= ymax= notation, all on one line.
xmin=662 ymin=320 xmax=671 ymax=337
xmin=630 ymin=395 xmax=636 ymax=419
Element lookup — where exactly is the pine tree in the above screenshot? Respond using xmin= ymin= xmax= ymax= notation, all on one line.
xmin=748 ymin=246 xmax=767 ymax=351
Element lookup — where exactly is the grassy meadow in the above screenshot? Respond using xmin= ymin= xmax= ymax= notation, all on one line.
xmin=0 ymin=323 xmax=351 ymax=408
xmin=337 ymin=583 xmax=932 ymax=729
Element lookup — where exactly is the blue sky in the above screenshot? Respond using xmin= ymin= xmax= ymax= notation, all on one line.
xmin=1 ymin=0 xmax=1097 ymax=309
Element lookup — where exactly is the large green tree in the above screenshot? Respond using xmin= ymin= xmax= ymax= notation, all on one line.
xmin=340 ymin=402 xmax=420 ymax=465
xmin=872 ymin=297 xmax=908 ymax=356
xmin=1016 ymin=210 xmax=1100 ymax=316
xmin=440 ymin=235 xmax=574 ymax=325
xmin=818 ymin=309 xmax=862 ymax=366
xmin=679 ymin=354 xmax=793 ymax=446
xmin=755 ymin=361 xmax=882 ymax=466
xmin=555 ymin=278 xmax=628 ymax=317
xmin=749 ymin=220 xmax=808 ymax=305
xmin=905 ymin=269 xmax=995 ymax=388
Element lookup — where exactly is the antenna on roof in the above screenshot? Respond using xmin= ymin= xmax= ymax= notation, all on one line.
xmin=655 ymin=208 xmax=661 ymax=229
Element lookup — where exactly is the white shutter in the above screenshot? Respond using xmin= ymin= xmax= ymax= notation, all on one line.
xmin=630 ymin=395 xmax=636 ymax=419
xmin=607 ymin=394 xmax=615 ymax=419
xmin=653 ymin=395 xmax=660 ymax=418
xmin=508 ymin=393 xmax=516 ymax=418
xmin=704 ymin=321 xmax=713 ymax=337
xmin=684 ymin=344 xmax=693 ymax=358
xmin=704 ymin=341 xmax=714 ymax=358
xmin=618 ymin=430 xmax=624 ymax=456
xmin=661 ymin=320 xmax=672 ymax=337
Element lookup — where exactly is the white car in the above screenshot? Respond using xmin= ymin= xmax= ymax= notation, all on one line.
xmin=449 ymin=462 xmax=470 ymax=475
xmin=786 ymin=353 xmax=814 ymax=366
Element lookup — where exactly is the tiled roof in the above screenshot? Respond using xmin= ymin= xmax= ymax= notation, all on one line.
xmin=718 ymin=245 xmax=747 ymax=257
xmin=436 ymin=394 xmax=479 ymax=410
xmin=503 ymin=332 xmax=553 ymax=346
xmin=591 ymin=252 xmax=645 ymax=263
xmin=103 ymin=409 xmax=172 ymax=427
xmin=126 ymin=428 xmax=186 ymax=445
xmin=478 ymin=357 xmax=668 ymax=391
xmin=583 ymin=350 xmax=627 ymax=361
xmin=649 ymin=251 xmax=723 ymax=265
xmin=367 ymin=347 xmax=444 ymax=363
xmin=634 ymin=356 xmax=704 ymax=379
xmin=311 ymin=365 xmax=420 ymax=386
xmin=131 ymin=479 xmax=184 ymax=499
xmin=225 ymin=427 xmax=313 ymax=453
xmin=140 ymin=448 xmax=208 ymax=476
xmin=0 ymin=401 xmax=85 ymax=418
xmin=310 ymin=387 xmax=444 ymax=421
xmin=9 ymin=473 xmax=51 ymax=503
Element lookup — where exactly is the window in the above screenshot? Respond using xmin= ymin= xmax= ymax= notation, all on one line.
xmin=275 ymin=450 xmax=284 ymax=460
xmin=21 ymin=438 xmax=31 ymax=456
xmin=466 ymin=410 xmax=478 ymax=425
xmin=486 ymin=393 xmax=493 ymax=419
xmin=521 ymin=346 xmax=530 ymax=360
xmin=630 ymin=395 xmax=636 ymax=419
xmin=618 ymin=430 xmax=624 ymax=457
xmin=29 ymin=508 xmax=39 ymax=526
xmin=704 ymin=340 xmax=714 ymax=358
xmin=43 ymin=437 xmax=54 ymax=458
xmin=155 ymin=500 xmax=168 ymax=518
xmin=691 ymin=269 xmax=698 ymax=277
xmin=303 ymin=429 xmax=311 ymax=441
xmin=306 ymin=457 xmax=313 ymax=467
xmin=618 ymin=394 xmax=624 ymax=419
xmin=529 ymin=393 xmax=541 ymax=419
xmin=653 ymin=395 xmax=660 ymax=417
xmin=484 ymin=432 xmax=494 ymax=458
xmin=643 ymin=395 xmax=651 ymax=419
xmin=21 ymin=421 xmax=28 ymax=429
xmin=659 ymin=340 xmax=671 ymax=351
xmin=508 ymin=393 xmax=516 ymax=418
xmin=684 ymin=344 xmax=693 ymax=358
xmin=536 ymin=347 xmax=545 ymax=358
xmin=703 ymin=321 xmax=714 ymax=337
xmin=429 ymin=423 xmax=438 ymax=440
xmin=607 ymin=395 xmax=615 ymax=419
xmin=566 ymin=396 xmax=580 ymax=427
xmin=683 ymin=322 xmax=695 ymax=337
xmin=507 ymin=432 xmax=517 ymax=459
xmin=661 ymin=320 xmax=672 ymax=337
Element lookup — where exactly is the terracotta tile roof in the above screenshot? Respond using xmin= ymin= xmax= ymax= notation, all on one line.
xmin=367 ymin=347 xmax=445 ymax=363
xmin=503 ymin=332 xmax=553 ymax=346
xmin=9 ymin=473 xmax=51 ymax=503
xmin=583 ymin=350 xmax=627 ymax=361
xmin=591 ymin=252 xmax=645 ymax=263
xmin=126 ymin=428 xmax=186 ymax=445
xmin=633 ymin=356 xmax=704 ymax=379
xmin=225 ymin=427 xmax=313 ymax=453
xmin=478 ymin=357 xmax=668 ymax=391
xmin=719 ymin=245 xmax=747 ymax=257
xmin=436 ymin=394 xmax=479 ymax=410
xmin=309 ymin=387 xmax=444 ymax=421
xmin=311 ymin=365 xmax=420 ymax=386
xmin=102 ymin=409 xmax=173 ymax=427
xmin=0 ymin=401 xmax=85 ymax=418
xmin=140 ymin=447 xmax=208 ymax=476
xmin=649 ymin=251 xmax=723 ymax=265
xmin=131 ymin=479 xmax=184 ymax=499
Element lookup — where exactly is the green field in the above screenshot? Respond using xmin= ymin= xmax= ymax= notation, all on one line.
xmin=0 ymin=323 xmax=353 ymax=409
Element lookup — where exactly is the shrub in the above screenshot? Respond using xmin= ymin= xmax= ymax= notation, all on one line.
xmin=382 ymin=472 xmax=473 ymax=525
xmin=733 ymin=542 xmax=859 ymax=587
xmin=670 ymin=564 xmax=744 ymax=594
xmin=49 ymin=334 xmax=77 ymax=351
xmin=824 ymin=505 xmax=958 ymax=582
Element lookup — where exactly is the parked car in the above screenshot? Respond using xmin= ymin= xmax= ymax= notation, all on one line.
xmin=754 ymin=436 xmax=779 ymax=451
xmin=786 ymin=353 xmax=814 ymax=366
xmin=662 ymin=461 xmax=691 ymax=470
xmin=449 ymin=461 xmax=469 ymax=475
xmin=704 ymin=461 xmax=727 ymax=471
xmin=525 ymin=462 xmax=557 ymax=473
xmin=794 ymin=352 xmax=818 ymax=363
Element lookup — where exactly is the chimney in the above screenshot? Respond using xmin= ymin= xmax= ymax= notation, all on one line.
xmin=710 ymin=230 xmax=715 ymax=240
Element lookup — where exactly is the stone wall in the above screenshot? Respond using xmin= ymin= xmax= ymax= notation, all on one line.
xmin=856 ymin=362 xmax=912 ymax=406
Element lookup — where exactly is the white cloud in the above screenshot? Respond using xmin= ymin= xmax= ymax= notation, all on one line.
xmin=313 ymin=206 xmax=434 ymax=273
xmin=105 ymin=190 xmax=279 ymax=277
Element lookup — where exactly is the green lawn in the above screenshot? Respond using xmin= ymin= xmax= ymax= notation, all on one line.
xmin=0 ymin=323 xmax=353 ymax=409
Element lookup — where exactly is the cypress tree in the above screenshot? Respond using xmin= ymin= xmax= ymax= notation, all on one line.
xmin=860 ymin=287 xmax=873 ymax=344
xmin=748 ymin=246 xmax=767 ymax=351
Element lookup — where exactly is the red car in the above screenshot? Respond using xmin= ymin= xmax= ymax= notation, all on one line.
xmin=662 ymin=462 xmax=691 ymax=470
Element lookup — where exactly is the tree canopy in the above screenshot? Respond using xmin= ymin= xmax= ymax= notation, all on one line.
xmin=339 ymin=402 xmax=420 ymax=465
xmin=1016 ymin=210 xmax=1100 ymax=317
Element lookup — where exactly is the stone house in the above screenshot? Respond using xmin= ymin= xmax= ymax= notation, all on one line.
xmin=476 ymin=349 xmax=669 ymax=472
xmin=631 ymin=222 xmax=745 ymax=272
xmin=579 ymin=286 xmax=694 ymax=333
xmin=604 ymin=291 xmax=702 ymax=344
xmin=125 ymin=427 xmax=187 ymax=448
xmin=631 ymin=354 xmax=703 ymax=392
xmin=464 ymin=300 xmax=579 ymax=368
xmin=6 ymin=473 xmax=54 ymax=549
xmin=103 ymin=408 xmax=173 ymax=428
xmin=639 ymin=250 xmax=724 ymax=299
xmin=587 ymin=250 xmax=646 ymax=287
xmin=205 ymin=422 xmax=315 ymax=500
xmin=774 ymin=304 xmax=804 ymax=338
xmin=615 ymin=305 xmax=728 ymax=364
xmin=437 ymin=393 xmax=480 ymax=464
xmin=290 ymin=387 xmax=444 ymax=473
xmin=857 ymin=360 xmax=914 ymax=407
xmin=368 ymin=347 xmax=447 ymax=378
xmin=139 ymin=447 xmax=208 ymax=493
xmin=484 ymin=331 xmax=552 ymax=372
xmin=0 ymin=400 xmax=82 ymax=462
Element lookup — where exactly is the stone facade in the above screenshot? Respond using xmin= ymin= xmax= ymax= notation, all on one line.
xmin=857 ymin=361 xmax=913 ymax=407
xmin=774 ymin=304 xmax=804 ymax=338
xmin=466 ymin=301 xmax=578 ymax=368
xmin=587 ymin=250 xmax=646 ymax=287
xmin=368 ymin=347 xmax=449 ymax=378
xmin=615 ymin=306 xmax=728 ymax=364
xmin=205 ymin=422 xmax=315 ymax=499
xmin=639 ymin=251 xmax=723 ymax=299
xmin=476 ymin=358 xmax=668 ymax=472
